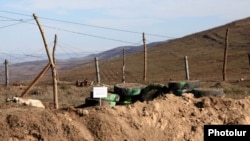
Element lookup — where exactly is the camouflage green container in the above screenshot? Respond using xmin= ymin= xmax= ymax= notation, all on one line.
xmin=102 ymin=93 xmax=120 ymax=102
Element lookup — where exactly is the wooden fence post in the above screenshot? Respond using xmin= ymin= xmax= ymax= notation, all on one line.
xmin=95 ymin=57 xmax=100 ymax=84
xmin=223 ymin=28 xmax=229 ymax=81
xmin=248 ymin=53 xmax=250 ymax=66
xmin=52 ymin=34 xmax=58 ymax=109
xmin=143 ymin=32 xmax=147 ymax=82
xmin=4 ymin=59 xmax=9 ymax=87
xmin=184 ymin=56 xmax=190 ymax=80
xmin=33 ymin=13 xmax=58 ymax=109
xmin=122 ymin=48 xmax=125 ymax=83
xmin=53 ymin=34 xmax=59 ymax=82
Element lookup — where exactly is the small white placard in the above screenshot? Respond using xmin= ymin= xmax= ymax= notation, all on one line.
xmin=93 ymin=87 xmax=108 ymax=98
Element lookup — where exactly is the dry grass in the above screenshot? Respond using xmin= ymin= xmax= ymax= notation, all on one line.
xmin=55 ymin=18 xmax=250 ymax=84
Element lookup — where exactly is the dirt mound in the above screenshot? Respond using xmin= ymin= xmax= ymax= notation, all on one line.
xmin=0 ymin=105 xmax=92 ymax=141
xmin=0 ymin=94 xmax=249 ymax=141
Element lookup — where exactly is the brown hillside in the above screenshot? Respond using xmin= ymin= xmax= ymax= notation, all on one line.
xmin=57 ymin=17 xmax=250 ymax=85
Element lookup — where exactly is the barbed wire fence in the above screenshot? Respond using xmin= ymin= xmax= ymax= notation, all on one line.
xmin=0 ymin=10 xmax=249 ymax=86
xmin=0 ymin=43 xmax=249 ymax=86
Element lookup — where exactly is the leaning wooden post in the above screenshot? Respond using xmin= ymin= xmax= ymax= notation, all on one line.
xmin=122 ymin=48 xmax=125 ymax=83
xmin=223 ymin=28 xmax=229 ymax=81
xmin=20 ymin=63 xmax=50 ymax=97
xmin=143 ymin=32 xmax=147 ymax=82
xmin=4 ymin=59 xmax=9 ymax=87
xmin=33 ymin=13 xmax=58 ymax=109
xmin=95 ymin=57 xmax=101 ymax=84
xmin=184 ymin=56 xmax=190 ymax=80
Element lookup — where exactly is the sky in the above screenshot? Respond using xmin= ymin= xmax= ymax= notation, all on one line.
xmin=0 ymin=0 xmax=250 ymax=63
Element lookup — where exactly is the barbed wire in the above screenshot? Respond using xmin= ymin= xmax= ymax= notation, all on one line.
xmin=0 ymin=10 xmax=176 ymax=38
xmin=0 ymin=10 xmax=175 ymax=64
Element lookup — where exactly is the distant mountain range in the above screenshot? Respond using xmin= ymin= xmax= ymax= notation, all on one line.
xmin=59 ymin=40 xmax=168 ymax=69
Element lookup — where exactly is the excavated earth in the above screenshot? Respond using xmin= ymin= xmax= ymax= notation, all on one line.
xmin=0 ymin=91 xmax=250 ymax=141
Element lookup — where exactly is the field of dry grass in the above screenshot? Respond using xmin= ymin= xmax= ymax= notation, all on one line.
xmin=54 ymin=17 xmax=250 ymax=87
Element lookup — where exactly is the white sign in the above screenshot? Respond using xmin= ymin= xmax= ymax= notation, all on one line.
xmin=93 ymin=87 xmax=108 ymax=98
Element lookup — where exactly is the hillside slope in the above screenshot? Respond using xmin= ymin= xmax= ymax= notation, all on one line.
xmin=57 ymin=17 xmax=250 ymax=84
xmin=1 ymin=17 xmax=250 ymax=85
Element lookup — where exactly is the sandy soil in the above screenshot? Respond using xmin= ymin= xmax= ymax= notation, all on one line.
xmin=0 ymin=91 xmax=249 ymax=141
